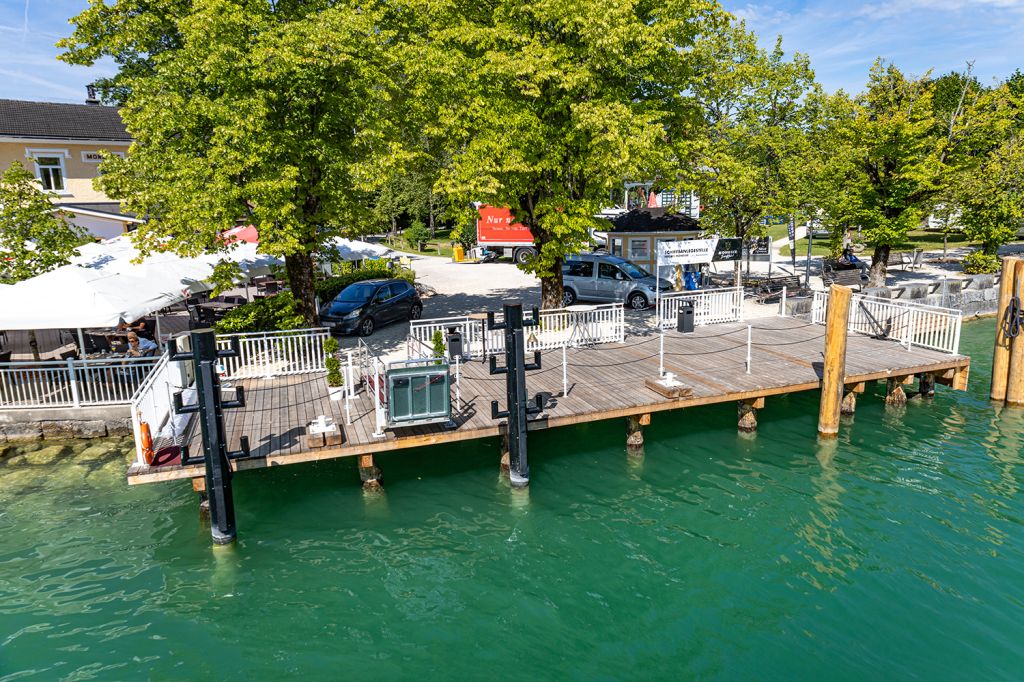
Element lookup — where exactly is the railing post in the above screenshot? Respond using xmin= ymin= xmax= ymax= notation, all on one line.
xmin=67 ymin=358 xmax=81 ymax=408
xmin=780 ymin=286 xmax=787 ymax=316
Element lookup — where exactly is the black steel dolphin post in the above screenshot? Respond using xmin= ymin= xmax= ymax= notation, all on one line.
xmin=169 ymin=329 xmax=249 ymax=545
xmin=488 ymin=301 xmax=545 ymax=487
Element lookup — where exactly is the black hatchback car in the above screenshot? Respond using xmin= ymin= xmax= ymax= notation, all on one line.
xmin=320 ymin=278 xmax=422 ymax=336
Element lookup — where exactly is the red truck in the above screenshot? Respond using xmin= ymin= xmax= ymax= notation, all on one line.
xmin=476 ymin=205 xmax=538 ymax=265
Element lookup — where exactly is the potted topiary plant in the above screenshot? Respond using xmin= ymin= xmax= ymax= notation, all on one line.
xmin=431 ymin=329 xmax=445 ymax=364
xmin=324 ymin=337 xmax=344 ymax=400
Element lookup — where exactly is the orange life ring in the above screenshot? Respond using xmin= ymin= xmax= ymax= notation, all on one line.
xmin=140 ymin=421 xmax=155 ymax=465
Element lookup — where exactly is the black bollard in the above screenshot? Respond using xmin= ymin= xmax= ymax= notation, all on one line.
xmin=488 ymin=301 xmax=544 ymax=487
xmin=170 ymin=329 xmax=249 ymax=545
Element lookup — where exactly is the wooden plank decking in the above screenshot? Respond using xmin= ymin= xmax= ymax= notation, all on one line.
xmin=127 ymin=316 xmax=970 ymax=484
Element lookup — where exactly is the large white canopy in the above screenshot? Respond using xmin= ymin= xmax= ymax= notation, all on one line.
xmin=0 ymin=236 xmax=282 ymax=330
xmin=328 ymin=237 xmax=391 ymax=261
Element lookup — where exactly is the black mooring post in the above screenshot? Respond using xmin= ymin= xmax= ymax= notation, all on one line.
xmin=488 ymin=301 xmax=543 ymax=487
xmin=169 ymin=329 xmax=247 ymax=545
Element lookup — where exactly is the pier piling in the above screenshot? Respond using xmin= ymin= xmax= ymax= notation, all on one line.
xmin=818 ymin=285 xmax=852 ymax=438
xmin=358 ymin=454 xmax=382 ymax=491
xmin=991 ymin=257 xmax=1018 ymax=401
xmin=737 ymin=398 xmax=762 ymax=433
xmin=625 ymin=414 xmax=648 ymax=454
xmin=1006 ymin=261 xmax=1024 ymax=405
xmin=885 ymin=377 xmax=908 ymax=407
xmin=919 ymin=373 xmax=935 ymax=398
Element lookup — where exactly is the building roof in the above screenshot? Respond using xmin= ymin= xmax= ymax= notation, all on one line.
xmin=606 ymin=207 xmax=699 ymax=233
xmin=60 ymin=202 xmax=140 ymax=222
xmin=0 ymin=99 xmax=130 ymax=142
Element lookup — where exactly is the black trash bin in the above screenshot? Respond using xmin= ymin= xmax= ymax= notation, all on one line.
xmin=446 ymin=326 xmax=464 ymax=360
xmin=677 ymin=301 xmax=695 ymax=333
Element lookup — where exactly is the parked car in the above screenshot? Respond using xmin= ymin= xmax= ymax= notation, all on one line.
xmin=320 ymin=278 xmax=422 ymax=336
xmin=561 ymin=253 xmax=673 ymax=310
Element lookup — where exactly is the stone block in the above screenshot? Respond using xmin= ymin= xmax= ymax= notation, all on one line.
xmin=861 ymin=287 xmax=891 ymax=299
xmin=784 ymin=297 xmax=813 ymax=315
xmin=984 ymin=287 xmax=998 ymax=301
xmin=965 ymin=274 xmax=994 ymax=290
xmin=105 ymin=418 xmax=134 ymax=437
xmin=0 ymin=423 xmax=43 ymax=441
xmin=40 ymin=420 xmax=107 ymax=439
xmin=900 ymin=284 xmax=929 ymax=300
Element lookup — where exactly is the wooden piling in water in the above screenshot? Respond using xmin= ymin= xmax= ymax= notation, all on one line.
xmin=991 ymin=257 xmax=1017 ymax=402
xmin=737 ymin=397 xmax=763 ymax=433
xmin=626 ymin=414 xmax=647 ymax=454
xmin=359 ymin=454 xmax=382 ymax=491
xmin=818 ymin=285 xmax=852 ymax=438
xmin=1006 ymin=261 xmax=1024 ymax=405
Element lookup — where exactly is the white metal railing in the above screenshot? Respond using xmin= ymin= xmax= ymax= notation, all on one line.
xmin=129 ymin=354 xmax=193 ymax=466
xmin=408 ymin=304 xmax=625 ymax=360
xmin=811 ymin=291 xmax=963 ymax=354
xmin=217 ymin=328 xmax=330 ymax=379
xmin=657 ymin=287 xmax=744 ymax=329
xmin=0 ymin=356 xmax=161 ymax=409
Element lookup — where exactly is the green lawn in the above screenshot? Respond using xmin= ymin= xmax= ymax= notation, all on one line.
xmin=779 ymin=229 xmax=984 ymax=258
xmin=385 ymin=229 xmax=456 ymax=259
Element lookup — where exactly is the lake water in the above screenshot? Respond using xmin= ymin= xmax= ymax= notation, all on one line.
xmin=1 ymin=319 xmax=1022 ymax=680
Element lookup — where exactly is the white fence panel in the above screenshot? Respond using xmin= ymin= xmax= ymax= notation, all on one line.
xmin=0 ymin=356 xmax=160 ymax=409
xmin=129 ymin=354 xmax=186 ymax=465
xmin=408 ymin=304 xmax=625 ymax=360
xmin=218 ymin=328 xmax=330 ymax=379
xmin=657 ymin=287 xmax=744 ymax=329
xmin=811 ymin=291 xmax=962 ymax=354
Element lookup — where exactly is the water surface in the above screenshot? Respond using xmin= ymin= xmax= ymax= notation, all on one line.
xmin=1 ymin=319 xmax=1022 ymax=679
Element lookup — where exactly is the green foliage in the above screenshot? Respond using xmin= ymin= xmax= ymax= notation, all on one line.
xmin=406 ymin=0 xmax=728 ymax=307
xmin=323 ymin=336 xmax=343 ymax=387
xmin=315 ymin=264 xmax=415 ymax=303
xmin=404 ymin=221 xmax=430 ymax=250
xmin=0 ymin=161 xmax=88 ymax=283
xmin=59 ymin=0 xmax=407 ymax=324
xmin=685 ymin=26 xmax=817 ymax=263
xmin=450 ymin=221 xmax=475 ymax=249
xmin=214 ymin=292 xmax=305 ymax=334
xmin=962 ymin=251 xmax=1000 ymax=274
xmin=431 ymin=330 xmax=445 ymax=364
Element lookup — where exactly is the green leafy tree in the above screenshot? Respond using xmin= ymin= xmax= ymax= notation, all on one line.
xmin=0 ymin=161 xmax=86 ymax=283
xmin=410 ymin=0 xmax=725 ymax=308
xmin=60 ymin=0 xmax=404 ymax=326
xmin=683 ymin=24 xmax=817 ymax=284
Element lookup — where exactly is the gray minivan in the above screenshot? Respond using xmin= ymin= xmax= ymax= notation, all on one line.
xmin=561 ymin=254 xmax=673 ymax=309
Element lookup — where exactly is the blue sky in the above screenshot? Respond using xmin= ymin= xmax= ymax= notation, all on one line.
xmin=0 ymin=0 xmax=1022 ymax=103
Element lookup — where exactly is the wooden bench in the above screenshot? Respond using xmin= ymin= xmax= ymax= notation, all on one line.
xmin=754 ymin=275 xmax=802 ymax=303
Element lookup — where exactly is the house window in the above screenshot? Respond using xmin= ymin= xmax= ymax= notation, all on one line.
xmin=628 ymin=238 xmax=650 ymax=261
xmin=610 ymin=237 xmax=623 ymax=257
xmin=27 ymin=151 xmax=68 ymax=193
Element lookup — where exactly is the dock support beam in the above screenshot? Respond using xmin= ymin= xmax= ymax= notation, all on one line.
xmin=886 ymin=377 xmax=909 ymax=407
xmin=1006 ymin=259 xmax=1024 ymax=405
xmin=919 ymin=373 xmax=935 ymax=398
xmin=358 ymin=455 xmax=382 ymax=491
xmin=626 ymin=414 xmax=649 ymax=454
xmin=818 ymin=284 xmax=852 ymax=438
xmin=192 ymin=476 xmax=210 ymax=520
xmin=992 ymin=257 xmax=1019 ymax=401
xmin=737 ymin=398 xmax=763 ymax=433
xmin=841 ymin=382 xmax=863 ymax=415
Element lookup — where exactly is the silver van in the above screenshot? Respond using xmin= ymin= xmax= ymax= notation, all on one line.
xmin=561 ymin=254 xmax=673 ymax=309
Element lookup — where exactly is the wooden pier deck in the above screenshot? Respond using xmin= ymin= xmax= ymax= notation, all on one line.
xmin=127 ymin=315 xmax=970 ymax=485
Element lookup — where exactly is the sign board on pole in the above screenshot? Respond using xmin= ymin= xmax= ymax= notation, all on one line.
xmin=657 ymin=238 xmax=719 ymax=266
xmin=712 ymin=238 xmax=742 ymax=262
xmin=787 ymin=217 xmax=796 ymax=268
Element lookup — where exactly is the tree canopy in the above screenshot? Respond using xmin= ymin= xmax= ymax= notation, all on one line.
xmin=0 ymin=161 xmax=87 ymax=284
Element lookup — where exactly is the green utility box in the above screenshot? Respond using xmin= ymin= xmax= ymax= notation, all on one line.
xmin=387 ymin=364 xmax=451 ymax=427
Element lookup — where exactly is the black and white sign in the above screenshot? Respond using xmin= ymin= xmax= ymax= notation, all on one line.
xmin=81 ymin=151 xmax=125 ymax=163
xmin=657 ymin=238 xmax=719 ymax=265
xmin=712 ymin=238 xmax=743 ymax=262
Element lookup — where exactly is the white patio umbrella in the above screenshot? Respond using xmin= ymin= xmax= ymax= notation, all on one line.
xmin=328 ymin=237 xmax=391 ymax=260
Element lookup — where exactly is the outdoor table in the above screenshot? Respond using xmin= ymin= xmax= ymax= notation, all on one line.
xmin=565 ymin=304 xmax=598 ymax=347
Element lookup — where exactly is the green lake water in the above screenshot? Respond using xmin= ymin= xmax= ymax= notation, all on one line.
xmin=2 ymin=319 xmax=1023 ymax=680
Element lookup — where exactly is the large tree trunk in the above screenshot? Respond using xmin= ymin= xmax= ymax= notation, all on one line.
xmin=540 ymin=255 xmax=564 ymax=309
xmin=867 ymin=244 xmax=890 ymax=288
xmin=285 ymin=251 xmax=319 ymax=327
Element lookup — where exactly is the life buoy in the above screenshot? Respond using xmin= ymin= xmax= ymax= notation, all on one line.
xmin=140 ymin=421 xmax=155 ymax=465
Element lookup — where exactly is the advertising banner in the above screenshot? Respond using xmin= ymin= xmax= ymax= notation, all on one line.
xmin=476 ymin=206 xmax=534 ymax=245
xmin=657 ymin=238 xmax=719 ymax=265
xmin=712 ymin=238 xmax=743 ymax=262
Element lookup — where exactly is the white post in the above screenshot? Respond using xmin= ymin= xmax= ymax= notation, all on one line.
xmin=562 ymin=343 xmax=568 ymax=396
xmin=67 ymin=357 xmax=81 ymax=408
xmin=345 ymin=351 xmax=354 ymax=425
xmin=659 ymin=331 xmax=665 ymax=378
xmin=76 ymin=328 xmax=86 ymax=356
xmin=779 ymin=286 xmax=787 ymax=317
xmin=746 ymin=324 xmax=752 ymax=374
xmin=455 ymin=356 xmax=461 ymax=411
xmin=154 ymin=311 xmax=163 ymax=349
xmin=372 ymin=357 xmax=385 ymax=437
xmin=906 ymin=307 xmax=914 ymax=351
